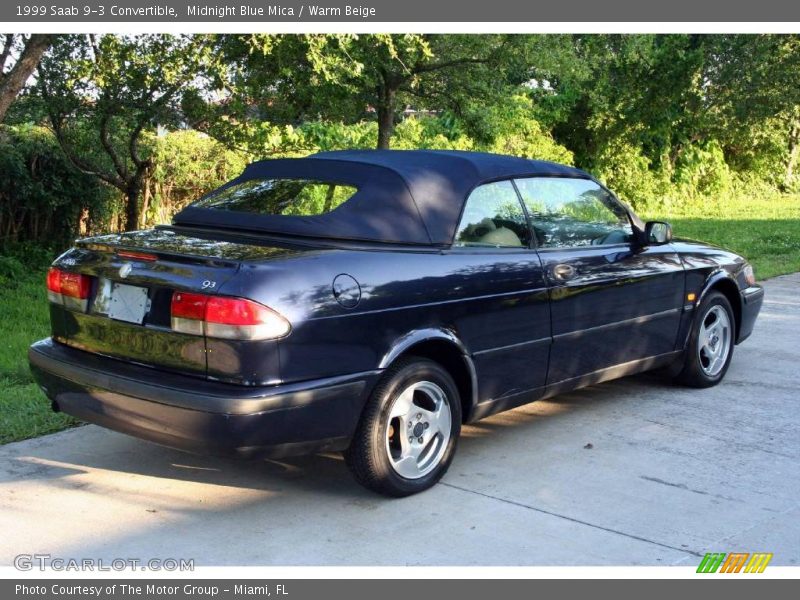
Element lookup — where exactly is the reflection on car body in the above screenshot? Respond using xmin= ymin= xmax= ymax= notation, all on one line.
xmin=29 ymin=150 xmax=764 ymax=496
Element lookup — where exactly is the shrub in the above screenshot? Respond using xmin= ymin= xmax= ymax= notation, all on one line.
xmin=461 ymin=96 xmax=575 ymax=164
xmin=674 ymin=140 xmax=734 ymax=199
xmin=143 ymin=130 xmax=250 ymax=226
xmin=297 ymin=120 xmax=377 ymax=152
xmin=2 ymin=115 xmax=791 ymax=243
xmin=591 ymin=141 xmax=667 ymax=212
xmin=0 ymin=124 xmax=114 ymax=249
xmin=0 ymin=255 xmax=25 ymax=287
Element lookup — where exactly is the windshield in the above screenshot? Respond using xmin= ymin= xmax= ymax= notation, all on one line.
xmin=194 ymin=178 xmax=359 ymax=216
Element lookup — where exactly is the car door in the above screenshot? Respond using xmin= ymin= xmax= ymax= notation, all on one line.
xmin=513 ymin=176 xmax=685 ymax=385
xmin=448 ymin=180 xmax=552 ymax=405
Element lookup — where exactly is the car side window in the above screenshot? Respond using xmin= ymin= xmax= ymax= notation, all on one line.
xmin=454 ymin=181 xmax=530 ymax=248
xmin=514 ymin=177 xmax=633 ymax=248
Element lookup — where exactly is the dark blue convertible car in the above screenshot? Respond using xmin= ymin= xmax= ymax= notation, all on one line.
xmin=29 ymin=150 xmax=764 ymax=496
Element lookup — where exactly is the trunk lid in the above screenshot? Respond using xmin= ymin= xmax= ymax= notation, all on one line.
xmin=51 ymin=228 xmax=300 ymax=380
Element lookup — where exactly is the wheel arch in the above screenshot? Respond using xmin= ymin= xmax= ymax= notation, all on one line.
xmin=378 ymin=328 xmax=478 ymax=423
xmin=699 ymin=271 xmax=742 ymax=342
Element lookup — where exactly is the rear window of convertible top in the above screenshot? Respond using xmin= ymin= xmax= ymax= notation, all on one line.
xmin=194 ymin=179 xmax=359 ymax=216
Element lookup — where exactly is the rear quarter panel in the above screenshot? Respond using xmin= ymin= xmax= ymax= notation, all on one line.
xmin=219 ymin=248 xmax=550 ymax=400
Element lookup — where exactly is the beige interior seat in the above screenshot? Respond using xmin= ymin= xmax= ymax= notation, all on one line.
xmin=476 ymin=226 xmax=522 ymax=246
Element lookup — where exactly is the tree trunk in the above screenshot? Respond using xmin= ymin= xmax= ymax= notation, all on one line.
xmin=124 ymin=159 xmax=154 ymax=231
xmin=140 ymin=178 xmax=152 ymax=229
xmin=376 ymin=80 xmax=396 ymax=150
xmin=125 ymin=179 xmax=142 ymax=232
xmin=784 ymin=116 xmax=800 ymax=190
xmin=0 ymin=35 xmax=51 ymax=123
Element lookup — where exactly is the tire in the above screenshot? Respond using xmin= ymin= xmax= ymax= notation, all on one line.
xmin=344 ymin=357 xmax=462 ymax=497
xmin=674 ymin=291 xmax=736 ymax=388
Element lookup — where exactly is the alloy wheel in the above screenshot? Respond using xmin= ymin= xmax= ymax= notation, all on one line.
xmin=697 ymin=305 xmax=732 ymax=377
xmin=385 ymin=380 xmax=452 ymax=479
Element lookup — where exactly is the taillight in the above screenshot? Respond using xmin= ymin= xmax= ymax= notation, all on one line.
xmin=171 ymin=292 xmax=291 ymax=340
xmin=46 ymin=267 xmax=92 ymax=311
xmin=170 ymin=292 xmax=207 ymax=336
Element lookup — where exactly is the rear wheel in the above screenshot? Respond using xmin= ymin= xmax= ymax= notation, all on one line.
xmin=675 ymin=291 xmax=735 ymax=388
xmin=344 ymin=357 xmax=461 ymax=497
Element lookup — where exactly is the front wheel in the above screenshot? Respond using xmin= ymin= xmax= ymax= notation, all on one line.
xmin=344 ymin=357 xmax=461 ymax=497
xmin=674 ymin=291 xmax=735 ymax=388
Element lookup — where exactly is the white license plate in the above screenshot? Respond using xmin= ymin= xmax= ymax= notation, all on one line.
xmin=107 ymin=283 xmax=150 ymax=324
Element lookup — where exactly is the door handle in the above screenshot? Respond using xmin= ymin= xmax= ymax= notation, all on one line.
xmin=552 ymin=263 xmax=577 ymax=282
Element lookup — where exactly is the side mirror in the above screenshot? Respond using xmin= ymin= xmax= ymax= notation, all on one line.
xmin=643 ymin=221 xmax=673 ymax=245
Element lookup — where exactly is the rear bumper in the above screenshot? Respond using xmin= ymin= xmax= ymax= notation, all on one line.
xmin=29 ymin=338 xmax=378 ymax=458
xmin=737 ymin=285 xmax=764 ymax=344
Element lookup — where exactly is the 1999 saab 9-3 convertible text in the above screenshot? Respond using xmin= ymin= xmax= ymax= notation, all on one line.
xmin=29 ymin=150 xmax=764 ymax=496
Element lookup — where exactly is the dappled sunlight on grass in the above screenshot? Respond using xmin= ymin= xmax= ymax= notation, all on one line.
xmin=650 ymin=193 xmax=800 ymax=220
xmin=646 ymin=194 xmax=800 ymax=279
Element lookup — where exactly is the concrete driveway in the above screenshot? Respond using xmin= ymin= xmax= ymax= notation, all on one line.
xmin=1 ymin=274 xmax=798 ymax=566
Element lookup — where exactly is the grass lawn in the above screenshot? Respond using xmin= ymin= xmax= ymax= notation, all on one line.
xmin=645 ymin=194 xmax=800 ymax=280
xmin=0 ymin=193 xmax=798 ymax=445
xmin=0 ymin=267 xmax=78 ymax=444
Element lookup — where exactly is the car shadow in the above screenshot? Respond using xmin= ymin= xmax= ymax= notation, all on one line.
xmin=467 ymin=369 xmax=672 ymax=421
xmin=7 ymin=432 xmax=360 ymax=495
xmin=0 ymin=371 xmax=696 ymax=566
xmin=6 ymin=371 xmax=675 ymax=494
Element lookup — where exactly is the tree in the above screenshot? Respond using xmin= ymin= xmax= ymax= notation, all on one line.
xmin=549 ymin=34 xmax=800 ymax=191
xmin=36 ymin=34 xmax=215 ymax=230
xmin=550 ymin=35 xmax=709 ymax=172
xmin=0 ymin=34 xmax=51 ymax=123
xmin=202 ymin=34 xmax=576 ymax=150
xmin=703 ymin=35 xmax=800 ymax=188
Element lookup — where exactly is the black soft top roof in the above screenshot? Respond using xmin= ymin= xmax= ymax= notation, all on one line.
xmin=173 ymin=150 xmax=593 ymax=245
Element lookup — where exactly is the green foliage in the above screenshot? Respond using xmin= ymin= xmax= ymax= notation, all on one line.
xmin=204 ymin=34 xmax=575 ymax=149
xmin=36 ymin=34 xmax=218 ymax=230
xmin=0 ymin=260 xmax=79 ymax=444
xmin=0 ymin=261 xmax=51 ymax=384
xmin=480 ymin=97 xmax=574 ymax=164
xmin=674 ymin=140 xmax=733 ymax=198
xmin=392 ymin=116 xmax=474 ymax=150
xmin=591 ymin=140 xmax=666 ymax=211
xmin=297 ymin=120 xmax=377 ymax=153
xmin=0 ymin=381 xmax=80 ymax=444
xmin=144 ymin=130 xmax=249 ymax=223
xmin=644 ymin=194 xmax=800 ymax=280
xmin=0 ymin=255 xmax=25 ymax=287
xmin=555 ymin=34 xmax=800 ymax=203
xmin=722 ymin=116 xmax=794 ymax=188
xmin=0 ymin=124 xmax=114 ymax=249
xmin=5 ymin=33 xmax=800 ymax=241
